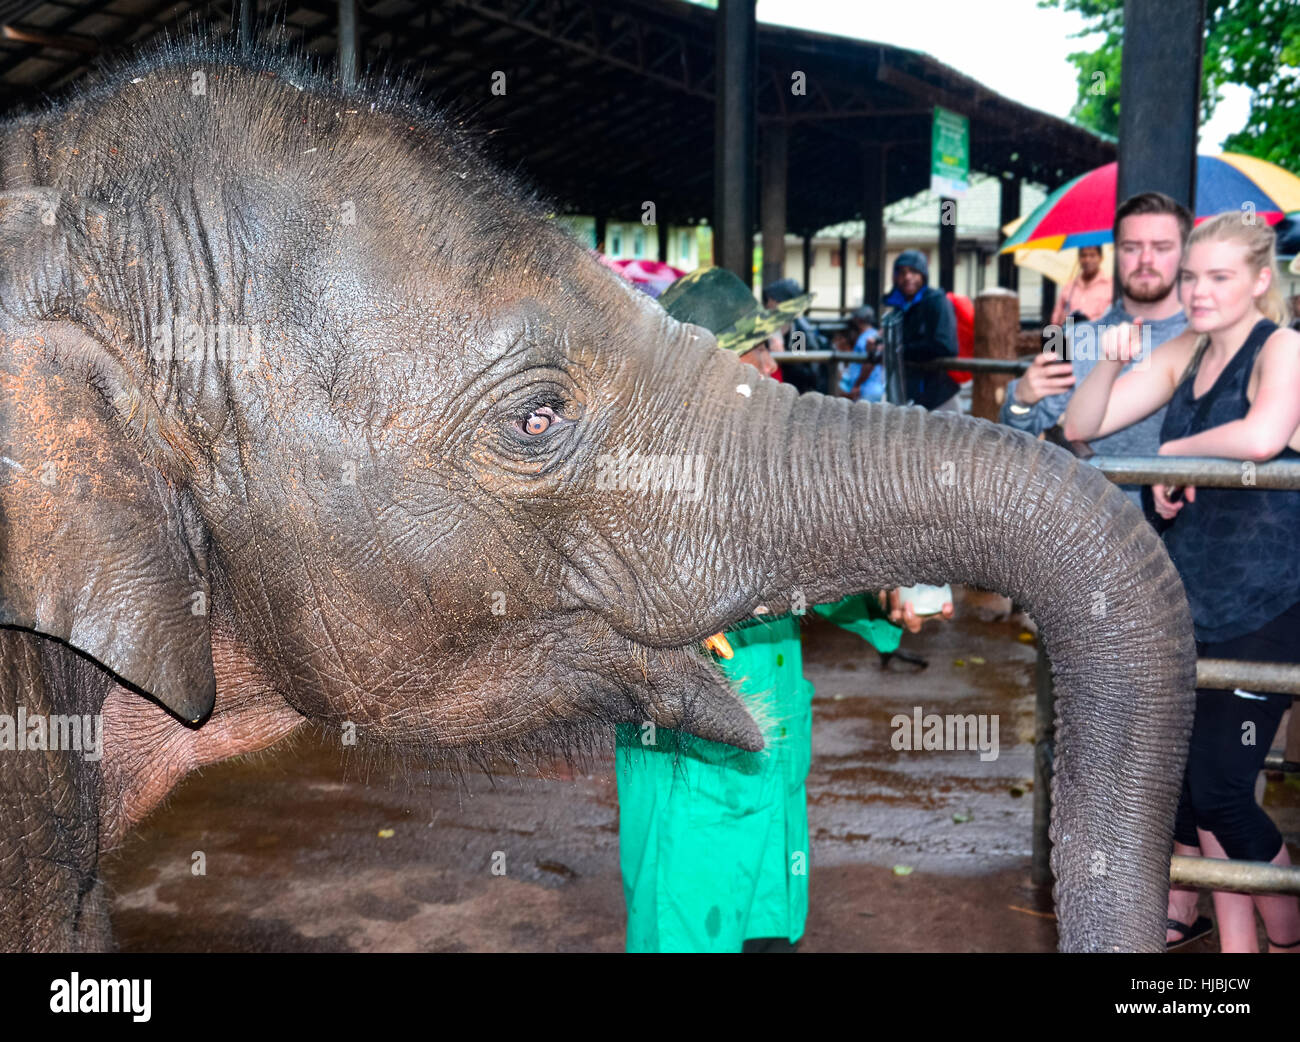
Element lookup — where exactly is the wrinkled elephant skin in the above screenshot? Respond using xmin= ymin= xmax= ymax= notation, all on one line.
xmin=0 ymin=41 xmax=1194 ymax=952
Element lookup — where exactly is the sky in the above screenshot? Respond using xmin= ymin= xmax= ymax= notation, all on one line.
xmin=753 ymin=0 xmax=1253 ymax=151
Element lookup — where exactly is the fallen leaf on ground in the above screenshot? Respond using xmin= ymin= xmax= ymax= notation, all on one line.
xmin=1009 ymin=905 xmax=1056 ymax=920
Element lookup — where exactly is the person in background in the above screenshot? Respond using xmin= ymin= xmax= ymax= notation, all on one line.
xmin=763 ymin=277 xmax=827 ymax=394
xmin=839 ymin=305 xmax=882 ymax=401
xmin=1050 ymin=244 xmax=1113 ymax=326
xmin=1288 ymin=293 xmax=1300 ymax=332
xmin=616 ymin=266 xmax=951 ymax=953
xmin=1063 ymin=211 xmax=1300 ymax=953
xmin=1000 ymin=192 xmax=1192 ymax=515
xmin=883 ymin=250 xmax=960 ymax=411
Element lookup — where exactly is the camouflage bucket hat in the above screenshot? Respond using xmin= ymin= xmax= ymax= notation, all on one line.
xmin=658 ymin=266 xmax=813 ymax=352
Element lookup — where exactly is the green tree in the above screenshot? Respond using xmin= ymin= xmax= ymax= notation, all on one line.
xmin=1042 ymin=0 xmax=1300 ymax=166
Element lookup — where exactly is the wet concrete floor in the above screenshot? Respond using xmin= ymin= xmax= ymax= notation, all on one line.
xmin=103 ymin=588 xmax=1298 ymax=952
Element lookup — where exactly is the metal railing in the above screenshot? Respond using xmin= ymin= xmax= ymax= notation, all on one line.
xmin=784 ymin=324 xmax=1300 ymax=901
xmin=1031 ymin=454 xmax=1300 ymax=899
xmin=771 ymin=321 xmax=1033 ymax=391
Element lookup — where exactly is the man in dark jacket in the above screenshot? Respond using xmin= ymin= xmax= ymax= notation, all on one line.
xmin=763 ymin=277 xmax=828 ymax=394
xmin=883 ymin=249 xmax=960 ymax=410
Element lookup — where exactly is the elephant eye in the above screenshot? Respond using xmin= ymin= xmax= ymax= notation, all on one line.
xmin=522 ymin=407 xmax=555 ymax=436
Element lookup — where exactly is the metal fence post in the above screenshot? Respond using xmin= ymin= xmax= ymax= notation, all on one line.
xmin=882 ymin=310 xmax=906 ymax=406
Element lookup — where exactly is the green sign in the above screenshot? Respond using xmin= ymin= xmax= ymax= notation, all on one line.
xmin=931 ymin=106 xmax=969 ymax=198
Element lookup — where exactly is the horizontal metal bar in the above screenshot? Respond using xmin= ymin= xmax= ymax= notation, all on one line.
xmin=1196 ymin=659 xmax=1300 ymax=697
xmin=1089 ymin=455 xmax=1300 ymax=490
xmin=910 ymin=356 xmax=1030 ymax=374
xmin=770 ymin=351 xmax=860 ymax=363
xmin=1170 ymin=854 xmax=1300 ymax=896
xmin=773 ymin=353 xmax=1030 ymax=374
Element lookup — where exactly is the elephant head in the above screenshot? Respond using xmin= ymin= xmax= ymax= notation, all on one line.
xmin=0 ymin=43 xmax=1194 ymax=952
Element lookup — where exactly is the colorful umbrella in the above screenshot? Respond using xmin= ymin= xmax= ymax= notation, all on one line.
xmin=1000 ymin=153 xmax=1300 ymax=254
xmin=1001 ymin=214 xmax=1113 ymax=287
xmin=595 ymin=255 xmax=687 ymax=298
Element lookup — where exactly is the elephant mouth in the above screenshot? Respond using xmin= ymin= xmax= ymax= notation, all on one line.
xmin=618 ymin=629 xmax=764 ymax=753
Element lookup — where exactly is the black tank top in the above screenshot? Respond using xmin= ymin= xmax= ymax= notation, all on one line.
xmin=1159 ymin=318 xmax=1300 ymax=643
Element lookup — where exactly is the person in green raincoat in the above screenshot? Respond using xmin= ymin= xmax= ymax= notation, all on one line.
xmin=615 ymin=268 xmax=953 ymax=953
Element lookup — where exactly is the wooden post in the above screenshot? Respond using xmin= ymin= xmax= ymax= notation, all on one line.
xmin=862 ymin=144 xmax=886 ymax=313
xmin=760 ymin=122 xmax=789 ymax=288
xmin=1040 ymin=277 xmax=1056 ymax=327
xmin=1118 ymin=0 xmax=1203 ymax=213
xmin=971 ymin=287 xmax=1019 ymax=422
xmin=713 ymin=0 xmax=757 ymax=285
xmin=938 ymin=197 xmax=956 ymax=293
xmin=998 ymin=175 xmax=1020 ymax=291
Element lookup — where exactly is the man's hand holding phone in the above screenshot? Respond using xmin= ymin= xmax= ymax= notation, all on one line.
xmin=1014 ymin=351 xmax=1076 ymax=406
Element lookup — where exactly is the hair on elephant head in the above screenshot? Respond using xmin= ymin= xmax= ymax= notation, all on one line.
xmin=0 ymin=36 xmax=1194 ymax=952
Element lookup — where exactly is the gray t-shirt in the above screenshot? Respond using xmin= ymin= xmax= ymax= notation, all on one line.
xmin=999 ymin=302 xmax=1188 ymax=508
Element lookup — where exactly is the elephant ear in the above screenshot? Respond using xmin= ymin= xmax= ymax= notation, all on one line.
xmin=0 ymin=188 xmax=215 ymax=723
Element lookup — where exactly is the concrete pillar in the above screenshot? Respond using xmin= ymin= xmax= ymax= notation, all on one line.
xmin=998 ymin=175 xmax=1020 ymax=290
xmin=1118 ymin=0 xmax=1204 ymax=212
xmin=938 ymin=197 xmax=956 ymax=293
xmin=862 ymin=144 xmax=886 ymax=313
xmin=838 ymin=235 xmax=848 ymax=314
xmin=760 ymin=123 xmax=789 ymax=289
xmin=713 ymin=0 xmax=757 ymax=285
xmin=971 ymin=287 xmax=1020 ymax=422
xmin=1040 ymin=277 xmax=1056 ymax=327
xmin=337 ymin=0 xmax=359 ymax=88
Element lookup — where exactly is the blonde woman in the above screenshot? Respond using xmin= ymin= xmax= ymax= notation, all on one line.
xmin=1064 ymin=211 xmax=1300 ymax=952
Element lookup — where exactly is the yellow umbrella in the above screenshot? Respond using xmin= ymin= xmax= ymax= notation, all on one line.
xmin=1001 ymin=215 xmax=1113 ymax=287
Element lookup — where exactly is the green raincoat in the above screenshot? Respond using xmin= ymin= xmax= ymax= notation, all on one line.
xmin=615 ymin=593 xmax=897 ymax=952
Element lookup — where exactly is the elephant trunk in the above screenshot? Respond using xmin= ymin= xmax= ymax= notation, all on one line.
xmin=746 ymin=390 xmax=1195 ymax=952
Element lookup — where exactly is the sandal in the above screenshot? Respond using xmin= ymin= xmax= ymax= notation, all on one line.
xmin=1166 ymin=915 xmax=1214 ymax=950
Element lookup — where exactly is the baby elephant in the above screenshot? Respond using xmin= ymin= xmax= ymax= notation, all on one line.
xmin=0 ymin=40 xmax=1194 ymax=952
